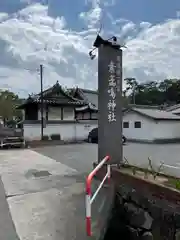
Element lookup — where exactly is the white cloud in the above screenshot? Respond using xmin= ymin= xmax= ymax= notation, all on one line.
xmin=85 ymin=0 xmax=115 ymax=7
xmin=79 ymin=6 xmax=102 ymax=29
xmin=80 ymin=0 xmax=116 ymax=29
xmin=0 ymin=3 xmax=97 ymax=96
xmin=139 ymin=21 xmax=152 ymax=30
xmin=123 ymin=19 xmax=180 ymax=80
xmin=0 ymin=3 xmax=180 ymax=96
xmin=122 ymin=22 xmax=136 ymax=33
xmin=80 ymin=0 xmax=102 ymax=29
xmin=0 ymin=12 xmax=8 ymax=22
xmin=103 ymin=0 xmax=116 ymax=7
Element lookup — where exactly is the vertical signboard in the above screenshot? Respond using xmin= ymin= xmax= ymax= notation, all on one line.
xmin=98 ymin=44 xmax=122 ymax=165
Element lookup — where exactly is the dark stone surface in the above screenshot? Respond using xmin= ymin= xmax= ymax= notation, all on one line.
xmin=105 ymin=183 xmax=180 ymax=240
xmin=128 ymin=226 xmax=139 ymax=240
xmin=98 ymin=45 xmax=123 ymax=165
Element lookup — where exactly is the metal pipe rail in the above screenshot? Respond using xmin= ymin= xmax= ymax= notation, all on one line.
xmin=86 ymin=155 xmax=111 ymax=237
xmin=0 ymin=138 xmax=26 ymax=149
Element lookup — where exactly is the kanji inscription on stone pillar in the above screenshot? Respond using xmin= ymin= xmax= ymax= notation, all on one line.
xmin=98 ymin=44 xmax=123 ymax=165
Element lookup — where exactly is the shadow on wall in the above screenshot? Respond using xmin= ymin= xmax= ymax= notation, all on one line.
xmin=103 ymin=195 xmax=132 ymax=240
xmin=103 ymin=190 xmax=153 ymax=240
xmin=90 ymin=179 xmax=115 ymax=240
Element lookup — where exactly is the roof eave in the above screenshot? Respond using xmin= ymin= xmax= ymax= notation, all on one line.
xmin=75 ymin=107 xmax=98 ymax=112
xmin=16 ymin=99 xmax=34 ymax=109
xmin=125 ymin=108 xmax=180 ymax=121
xmin=153 ymin=118 xmax=180 ymax=121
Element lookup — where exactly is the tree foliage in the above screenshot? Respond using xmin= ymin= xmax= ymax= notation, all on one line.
xmin=124 ymin=78 xmax=180 ymax=106
xmin=0 ymin=90 xmax=23 ymax=121
xmin=1 ymin=79 xmax=180 ymax=121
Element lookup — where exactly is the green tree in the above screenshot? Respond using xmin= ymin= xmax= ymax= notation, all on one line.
xmin=124 ymin=78 xmax=180 ymax=106
xmin=0 ymin=90 xmax=22 ymax=121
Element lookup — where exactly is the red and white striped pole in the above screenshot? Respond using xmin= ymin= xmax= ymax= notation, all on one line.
xmin=85 ymin=155 xmax=110 ymax=236
xmin=107 ymin=164 xmax=111 ymax=184
xmin=86 ymin=183 xmax=91 ymax=236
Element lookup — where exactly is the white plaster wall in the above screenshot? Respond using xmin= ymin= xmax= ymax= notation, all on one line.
xmin=75 ymin=121 xmax=97 ymax=140
xmin=123 ymin=112 xmax=154 ymax=141
xmin=47 ymin=107 xmax=61 ymax=120
xmin=23 ymin=121 xmax=98 ymax=141
xmin=123 ymin=112 xmax=180 ymax=140
xmin=153 ymin=121 xmax=180 ymax=139
xmin=38 ymin=107 xmax=74 ymax=121
xmin=63 ymin=108 xmax=74 ymax=120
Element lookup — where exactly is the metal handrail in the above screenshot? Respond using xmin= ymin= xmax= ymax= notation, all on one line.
xmin=0 ymin=138 xmax=26 ymax=148
xmin=86 ymin=155 xmax=111 ymax=237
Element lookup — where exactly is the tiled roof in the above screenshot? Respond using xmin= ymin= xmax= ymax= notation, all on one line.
xmin=129 ymin=107 xmax=180 ymax=120
xmin=33 ymin=98 xmax=82 ymax=105
xmin=128 ymin=104 xmax=161 ymax=109
xmin=165 ymin=103 xmax=180 ymax=112
xmin=75 ymin=103 xmax=98 ymax=112
xmin=17 ymin=82 xmax=83 ymax=108
xmin=31 ymin=82 xmax=81 ymax=102
xmin=68 ymin=88 xmax=97 ymax=95
xmin=68 ymin=87 xmax=98 ymax=107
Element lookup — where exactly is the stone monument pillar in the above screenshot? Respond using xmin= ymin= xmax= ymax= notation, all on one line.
xmin=98 ymin=44 xmax=123 ymax=165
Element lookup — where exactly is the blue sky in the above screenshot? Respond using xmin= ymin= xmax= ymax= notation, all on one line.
xmin=49 ymin=0 xmax=180 ymax=26
xmin=1 ymin=0 xmax=180 ymax=26
xmin=114 ymin=0 xmax=180 ymax=23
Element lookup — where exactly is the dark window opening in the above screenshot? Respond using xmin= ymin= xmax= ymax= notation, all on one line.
xmin=134 ymin=121 xmax=141 ymax=128
xmin=123 ymin=121 xmax=129 ymax=128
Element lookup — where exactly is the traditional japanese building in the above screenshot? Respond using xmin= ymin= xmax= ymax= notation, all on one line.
xmin=18 ymin=81 xmax=84 ymax=122
xmin=68 ymin=87 xmax=98 ymax=120
xmin=17 ymin=82 xmax=98 ymax=141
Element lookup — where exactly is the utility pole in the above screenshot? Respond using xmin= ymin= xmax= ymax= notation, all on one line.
xmin=133 ymin=86 xmax=136 ymax=105
xmin=40 ymin=64 xmax=44 ymax=140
